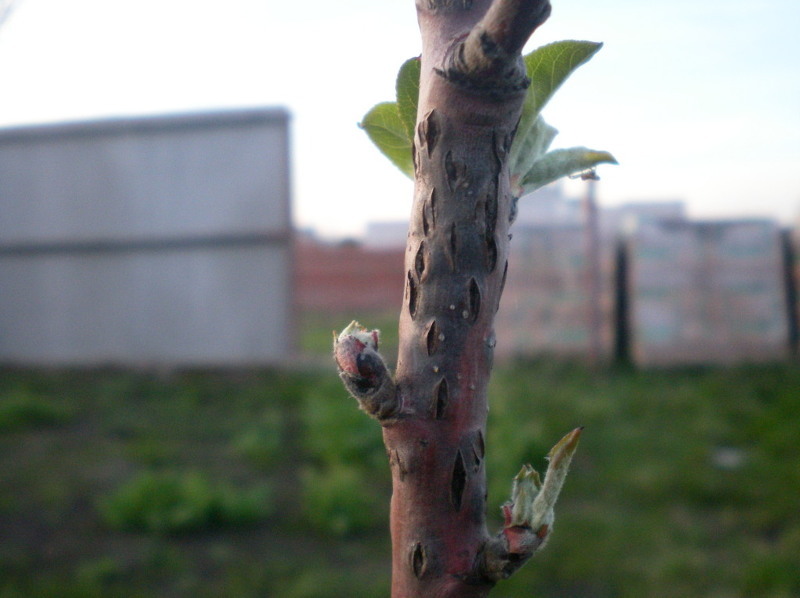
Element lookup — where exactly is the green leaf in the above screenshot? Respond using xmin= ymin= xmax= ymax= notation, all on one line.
xmin=511 ymin=41 xmax=603 ymax=176
xmin=396 ymin=57 xmax=421 ymax=143
xmin=529 ymin=427 xmax=583 ymax=531
xmin=523 ymin=40 xmax=603 ymax=121
xmin=519 ymin=147 xmax=618 ymax=195
xmin=509 ymin=115 xmax=558 ymax=185
xmin=360 ymin=102 xmax=414 ymax=179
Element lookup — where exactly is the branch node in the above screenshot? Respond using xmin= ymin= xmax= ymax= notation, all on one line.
xmin=436 ymin=0 xmax=551 ymax=98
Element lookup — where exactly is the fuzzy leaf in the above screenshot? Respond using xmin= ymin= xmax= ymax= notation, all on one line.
xmin=510 ymin=116 xmax=558 ymax=188
xmin=360 ymin=102 xmax=414 ymax=179
xmin=523 ymin=41 xmax=603 ymax=122
xmin=509 ymin=464 xmax=542 ymax=527
xmin=528 ymin=427 xmax=583 ymax=531
xmin=519 ymin=147 xmax=618 ymax=195
xmin=396 ymin=57 xmax=421 ymax=143
xmin=511 ymin=41 xmax=604 ymax=180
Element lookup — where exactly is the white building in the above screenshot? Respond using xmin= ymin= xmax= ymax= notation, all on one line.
xmin=0 ymin=108 xmax=293 ymax=366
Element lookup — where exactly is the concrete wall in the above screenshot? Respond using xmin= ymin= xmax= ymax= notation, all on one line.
xmin=0 ymin=108 xmax=292 ymax=366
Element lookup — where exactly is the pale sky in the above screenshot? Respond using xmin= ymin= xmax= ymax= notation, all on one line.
xmin=1 ymin=0 xmax=798 ymax=238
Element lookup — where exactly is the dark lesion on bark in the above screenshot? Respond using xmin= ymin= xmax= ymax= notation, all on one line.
xmin=415 ymin=241 xmax=428 ymax=280
xmin=469 ymin=430 xmax=485 ymax=472
xmin=433 ymin=376 xmax=449 ymax=419
xmin=425 ymin=319 xmax=443 ymax=355
xmin=411 ymin=542 xmax=428 ymax=579
xmin=466 ymin=277 xmax=482 ymax=323
xmin=407 ymin=270 xmax=420 ymax=319
xmin=450 ymin=449 xmax=467 ymax=511
xmin=418 ymin=110 xmax=440 ymax=158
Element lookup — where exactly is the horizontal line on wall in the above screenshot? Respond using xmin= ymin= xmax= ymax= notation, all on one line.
xmin=0 ymin=231 xmax=292 ymax=257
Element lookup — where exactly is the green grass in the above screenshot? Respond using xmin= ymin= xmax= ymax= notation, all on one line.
xmin=1 ymin=358 xmax=799 ymax=597
xmin=0 ymin=385 xmax=73 ymax=432
xmin=100 ymin=469 xmax=273 ymax=534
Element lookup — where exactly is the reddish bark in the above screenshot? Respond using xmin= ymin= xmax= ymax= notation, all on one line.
xmin=336 ymin=0 xmax=556 ymax=595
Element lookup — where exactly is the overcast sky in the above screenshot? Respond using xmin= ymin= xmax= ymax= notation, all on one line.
xmin=1 ymin=0 xmax=798 ymax=238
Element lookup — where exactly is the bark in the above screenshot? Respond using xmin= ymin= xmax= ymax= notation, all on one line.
xmin=385 ymin=0 xmax=550 ymax=595
xmin=335 ymin=0 xmax=555 ymax=595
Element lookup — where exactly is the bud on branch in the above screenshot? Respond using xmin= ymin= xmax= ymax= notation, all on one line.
xmin=333 ymin=321 xmax=400 ymax=421
xmin=479 ymin=427 xmax=583 ymax=582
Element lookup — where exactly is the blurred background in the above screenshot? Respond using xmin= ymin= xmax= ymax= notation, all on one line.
xmin=1 ymin=0 xmax=799 ymax=596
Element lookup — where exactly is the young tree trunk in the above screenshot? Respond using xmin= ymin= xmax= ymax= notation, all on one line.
xmin=387 ymin=1 xmax=549 ymax=595
xmin=335 ymin=0 xmax=582 ymax=596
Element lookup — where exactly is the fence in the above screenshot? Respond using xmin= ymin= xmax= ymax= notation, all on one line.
xmin=626 ymin=219 xmax=791 ymax=366
xmin=496 ymin=224 xmax=617 ymax=360
xmin=495 ymin=217 xmax=796 ymax=365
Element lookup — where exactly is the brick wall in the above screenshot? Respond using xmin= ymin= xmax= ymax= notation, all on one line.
xmin=295 ymin=241 xmax=405 ymax=313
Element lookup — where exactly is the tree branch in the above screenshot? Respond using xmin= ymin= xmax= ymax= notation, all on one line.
xmin=438 ymin=0 xmax=551 ymax=95
xmin=478 ymin=0 xmax=551 ymax=57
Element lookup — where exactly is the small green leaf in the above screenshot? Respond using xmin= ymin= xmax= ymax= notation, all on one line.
xmin=519 ymin=147 xmax=617 ymax=196
xmin=509 ymin=116 xmax=558 ymax=185
xmin=509 ymin=464 xmax=542 ymax=527
xmin=360 ymin=102 xmax=414 ymax=179
xmin=523 ymin=40 xmax=603 ymax=120
xmin=506 ymin=428 xmax=583 ymax=532
xmin=396 ymin=57 xmax=421 ymax=143
xmin=511 ymin=41 xmax=603 ymax=175
xmin=528 ymin=427 xmax=583 ymax=530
